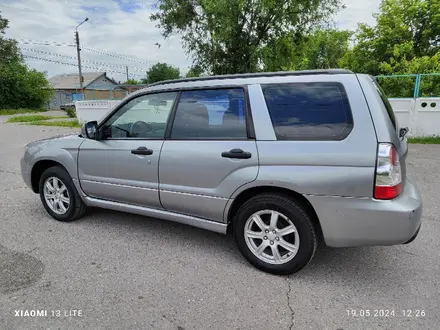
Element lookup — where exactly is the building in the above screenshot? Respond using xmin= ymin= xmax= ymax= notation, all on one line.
xmin=48 ymin=72 xmax=127 ymax=109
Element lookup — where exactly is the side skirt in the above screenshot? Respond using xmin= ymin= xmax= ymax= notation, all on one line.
xmin=83 ymin=196 xmax=228 ymax=234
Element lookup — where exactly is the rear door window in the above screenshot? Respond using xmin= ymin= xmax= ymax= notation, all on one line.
xmin=170 ymin=88 xmax=248 ymax=139
xmin=261 ymin=82 xmax=353 ymax=141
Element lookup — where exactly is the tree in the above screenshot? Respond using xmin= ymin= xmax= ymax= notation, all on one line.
xmin=0 ymin=12 xmax=52 ymax=109
xmin=185 ymin=65 xmax=203 ymax=78
xmin=123 ymin=78 xmax=140 ymax=85
xmin=340 ymin=0 xmax=440 ymax=75
xmin=142 ymin=62 xmax=180 ymax=84
xmin=0 ymin=61 xmax=53 ymax=109
xmin=151 ymin=0 xmax=341 ymax=74
xmin=0 ymin=12 xmax=20 ymax=63
xmin=263 ymin=28 xmax=351 ymax=71
xmin=377 ymin=41 xmax=440 ymax=97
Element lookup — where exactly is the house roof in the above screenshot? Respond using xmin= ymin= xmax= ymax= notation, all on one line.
xmin=48 ymin=72 xmax=118 ymax=90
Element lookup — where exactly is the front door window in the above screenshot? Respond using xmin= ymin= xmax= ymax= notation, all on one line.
xmin=103 ymin=92 xmax=178 ymax=139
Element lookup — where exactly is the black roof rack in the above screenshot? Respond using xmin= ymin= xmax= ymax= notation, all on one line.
xmin=147 ymin=69 xmax=354 ymax=88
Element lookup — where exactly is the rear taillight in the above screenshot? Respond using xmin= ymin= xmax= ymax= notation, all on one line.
xmin=374 ymin=143 xmax=402 ymax=200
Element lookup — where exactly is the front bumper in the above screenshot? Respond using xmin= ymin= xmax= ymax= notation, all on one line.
xmin=20 ymin=155 xmax=33 ymax=191
xmin=307 ymin=179 xmax=423 ymax=248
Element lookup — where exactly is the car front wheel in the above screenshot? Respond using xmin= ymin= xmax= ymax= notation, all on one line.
xmin=39 ymin=166 xmax=86 ymax=222
xmin=234 ymin=193 xmax=317 ymax=275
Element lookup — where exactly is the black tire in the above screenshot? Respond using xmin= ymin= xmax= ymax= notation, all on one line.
xmin=233 ymin=193 xmax=317 ymax=275
xmin=38 ymin=166 xmax=87 ymax=222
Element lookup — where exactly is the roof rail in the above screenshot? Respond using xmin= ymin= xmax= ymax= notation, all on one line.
xmin=147 ymin=69 xmax=354 ymax=88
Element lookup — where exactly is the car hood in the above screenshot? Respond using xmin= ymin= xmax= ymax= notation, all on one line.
xmin=26 ymin=133 xmax=85 ymax=149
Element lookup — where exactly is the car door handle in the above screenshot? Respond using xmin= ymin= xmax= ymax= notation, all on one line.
xmin=131 ymin=147 xmax=153 ymax=155
xmin=221 ymin=148 xmax=252 ymax=159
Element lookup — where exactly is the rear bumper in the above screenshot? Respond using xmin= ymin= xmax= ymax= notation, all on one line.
xmin=307 ymin=179 xmax=423 ymax=247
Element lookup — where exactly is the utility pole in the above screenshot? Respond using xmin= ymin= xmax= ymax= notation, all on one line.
xmin=75 ymin=18 xmax=89 ymax=99
xmin=75 ymin=31 xmax=83 ymax=90
xmin=126 ymin=66 xmax=129 ymax=81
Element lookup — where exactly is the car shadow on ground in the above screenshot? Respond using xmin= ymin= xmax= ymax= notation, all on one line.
xmin=78 ymin=207 xmax=395 ymax=281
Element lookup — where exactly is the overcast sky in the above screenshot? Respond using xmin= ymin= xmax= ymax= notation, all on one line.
xmin=0 ymin=0 xmax=382 ymax=83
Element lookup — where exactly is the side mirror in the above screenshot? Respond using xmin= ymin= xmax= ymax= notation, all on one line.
xmin=82 ymin=121 xmax=98 ymax=139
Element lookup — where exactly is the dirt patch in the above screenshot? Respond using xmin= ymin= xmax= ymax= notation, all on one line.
xmin=0 ymin=244 xmax=44 ymax=294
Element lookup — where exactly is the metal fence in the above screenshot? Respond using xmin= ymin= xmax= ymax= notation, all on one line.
xmin=376 ymin=73 xmax=440 ymax=98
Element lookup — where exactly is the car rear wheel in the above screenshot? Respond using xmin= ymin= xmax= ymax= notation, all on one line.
xmin=39 ymin=166 xmax=86 ymax=222
xmin=234 ymin=193 xmax=317 ymax=275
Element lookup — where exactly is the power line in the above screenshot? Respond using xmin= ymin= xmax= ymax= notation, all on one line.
xmin=16 ymin=39 xmax=153 ymax=65
xmin=17 ymin=39 xmax=75 ymax=47
xmin=20 ymin=48 xmax=147 ymax=73
xmin=82 ymin=47 xmax=153 ymax=65
xmin=23 ymin=55 xmax=145 ymax=77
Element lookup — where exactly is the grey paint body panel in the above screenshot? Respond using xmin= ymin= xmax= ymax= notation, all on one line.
xmin=84 ymin=196 xmax=227 ymax=234
xmin=159 ymin=140 xmax=258 ymax=222
xmin=78 ymin=139 xmax=164 ymax=209
xmin=21 ymin=71 xmax=423 ymax=249
xmin=307 ymin=179 xmax=422 ymax=247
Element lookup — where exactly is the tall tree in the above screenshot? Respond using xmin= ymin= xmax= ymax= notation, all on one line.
xmin=0 ymin=12 xmax=52 ymax=109
xmin=0 ymin=12 xmax=21 ymax=63
xmin=142 ymin=62 xmax=181 ymax=84
xmin=151 ymin=0 xmax=341 ymax=74
xmin=185 ymin=65 xmax=203 ymax=78
xmin=340 ymin=0 xmax=440 ymax=75
xmin=262 ymin=29 xmax=351 ymax=71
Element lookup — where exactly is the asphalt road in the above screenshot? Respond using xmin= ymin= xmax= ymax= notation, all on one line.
xmin=0 ymin=116 xmax=439 ymax=330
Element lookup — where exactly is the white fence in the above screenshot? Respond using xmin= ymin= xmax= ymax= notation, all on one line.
xmin=75 ymin=97 xmax=440 ymax=137
xmin=75 ymin=100 xmax=121 ymax=124
xmin=389 ymin=98 xmax=440 ymax=137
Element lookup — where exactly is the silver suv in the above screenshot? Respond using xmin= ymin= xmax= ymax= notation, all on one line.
xmin=21 ymin=69 xmax=422 ymax=275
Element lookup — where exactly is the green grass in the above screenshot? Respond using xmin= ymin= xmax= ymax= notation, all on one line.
xmin=408 ymin=136 xmax=440 ymax=144
xmin=28 ymin=119 xmax=81 ymax=128
xmin=6 ymin=115 xmax=67 ymax=123
xmin=0 ymin=109 xmax=45 ymax=116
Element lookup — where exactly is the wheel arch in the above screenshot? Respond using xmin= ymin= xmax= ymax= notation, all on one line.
xmin=31 ymin=159 xmax=70 ymax=193
xmin=226 ymin=186 xmax=324 ymax=243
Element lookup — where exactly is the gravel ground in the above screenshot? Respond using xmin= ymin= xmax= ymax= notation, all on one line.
xmin=0 ymin=118 xmax=439 ymax=330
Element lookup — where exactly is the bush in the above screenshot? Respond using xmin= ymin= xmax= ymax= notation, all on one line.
xmin=65 ymin=107 xmax=76 ymax=118
xmin=0 ymin=61 xmax=53 ymax=109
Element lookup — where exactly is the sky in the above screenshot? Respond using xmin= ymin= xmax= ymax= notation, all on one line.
xmin=0 ymin=0 xmax=382 ymax=83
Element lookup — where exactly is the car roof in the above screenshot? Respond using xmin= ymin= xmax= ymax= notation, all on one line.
xmin=132 ymin=69 xmax=354 ymax=95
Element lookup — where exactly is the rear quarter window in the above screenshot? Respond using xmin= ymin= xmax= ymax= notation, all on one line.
xmin=261 ymin=82 xmax=354 ymax=141
xmin=372 ymin=80 xmax=397 ymax=129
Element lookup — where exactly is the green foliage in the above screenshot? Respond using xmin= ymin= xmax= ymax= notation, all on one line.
xmin=408 ymin=136 xmax=440 ymax=144
xmin=185 ymin=65 xmax=203 ymax=78
xmin=124 ymin=79 xmax=140 ymax=85
xmin=341 ymin=0 xmax=440 ymax=75
xmin=6 ymin=115 xmax=66 ymax=123
xmin=0 ymin=13 xmax=21 ymax=64
xmin=65 ymin=107 xmax=76 ymax=118
xmin=0 ymin=12 xmax=53 ymax=109
xmin=338 ymin=0 xmax=440 ymax=97
xmin=262 ymin=29 xmax=351 ymax=71
xmin=0 ymin=109 xmax=44 ymax=116
xmin=142 ymin=62 xmax=180 ymax=84
xmin=28 ymin=119 xmax=81 ymax=128
xmin=151 ymin=0 xmax=341 ymax=74
xmin=0 ymin=61 xmax=54 ymax=109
